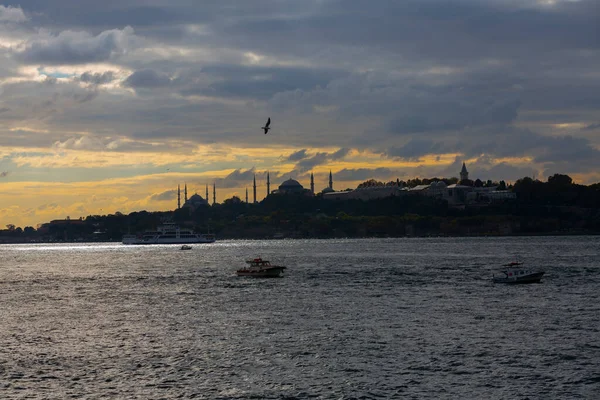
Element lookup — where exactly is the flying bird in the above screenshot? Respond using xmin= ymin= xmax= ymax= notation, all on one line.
xmin=262 ymin=117 xmax=271 ymax=134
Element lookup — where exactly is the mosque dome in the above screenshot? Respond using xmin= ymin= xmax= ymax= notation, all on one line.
xmin=184 ymin=193 xmax=208 ymax=208
xmin=321 ymin=187 xmax=334 ymax=194
xmin=278 ymin=179 xmax=304 ymax=193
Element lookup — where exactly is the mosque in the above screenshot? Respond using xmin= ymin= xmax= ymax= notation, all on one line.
xmin=173 ymin=162 xmax=513 ymax=209
xmin=176 ymin=183 xmax=215 ymax=211
xmin=174 ymin=171 xmax=336 ymax=209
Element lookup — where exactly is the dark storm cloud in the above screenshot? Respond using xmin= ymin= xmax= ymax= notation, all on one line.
xmin=180 ymin=64 xmax=344 ymax=100
xmin=149 ymin=189 xmax=175 ymax=202
xmin=331 ymin=148 xmax=350 ymax=160
xmin=295 ymin=153 xmax=329 ymax=172
xmin=79 ymin=71 xmax=115 ymax=85
xmin=533 ymin=135 xmax=600 ymax=164
xmin=334 ymin=167 xmax=394 ymax=182
xmin=386 ymin=139 xmax=445 ymax=161
xmin=215 ymin=168 xmax=261 ymax=189
xmin=285 ymin=149 xmax=308 ymax=162
xmin=3 ymin=0 xmax=599 ymax=183
xmin=123 ymin=69 xmax=172 ymax=89
xmin=291 ymin=148 xmax=352 ymax=172
xmin=462 ymin=128 xmax=600 ymax=167
xmin=217 ymin=0 xmax=598 ymax=62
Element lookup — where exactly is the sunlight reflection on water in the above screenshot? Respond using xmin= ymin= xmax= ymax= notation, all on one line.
xmin=1 ymin=236 xmax=599 ymax=399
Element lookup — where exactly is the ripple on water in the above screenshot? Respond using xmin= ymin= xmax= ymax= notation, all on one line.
xmin=1 ymin=237 xmax=600 ymax=398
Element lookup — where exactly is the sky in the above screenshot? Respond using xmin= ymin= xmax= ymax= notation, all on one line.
xmin=0 ymin=0 xmax=598 ymax=227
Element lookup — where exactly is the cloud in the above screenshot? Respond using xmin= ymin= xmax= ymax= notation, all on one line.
xmin=181 ymin=64 xmax=345 ymax=100
xmin=285 ymin=149 xmax=308 ymax=162
xmin=533 ymin=135 xmax=600 ymax=164
xmin=582 ymin=123 xmax=600 ymax=131
xmin=331 ymin=147 xmax=351 ymax=159
xmin=334 ymin=167 xmax=395 ymax=182
xmin=284 ymin=148 xmax=353 ymax=172
xmin=385 ymin=139 xmax=445 ymax=161
xmin=215 ymin=168 xmax=260 ymax=189
xmin=123 ymin=69 xmax=172 ymax=89
xmin=15 ymin=26 xmax=135 ymax=65
xmin=79 ymin=71 xmax=116 ymax=85
xmin=0 ymin=5 xmax=28 ymax=23
xmin=149 ymin=189 xmax=176 ymax=202
xmin=0 ymin=171 xmax=9 ymax=177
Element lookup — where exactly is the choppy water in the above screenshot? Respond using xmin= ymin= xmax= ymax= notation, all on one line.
xmin=1 ymin=236 xmax=599 ymax=399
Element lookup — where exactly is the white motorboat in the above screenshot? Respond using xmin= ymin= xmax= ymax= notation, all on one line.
xmin=236 ymin=258 xmax=286 ymax=278
xmin=492 ymin=262 xmax=545 ymax=284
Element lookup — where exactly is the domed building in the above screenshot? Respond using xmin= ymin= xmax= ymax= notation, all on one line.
xmin=184 ymin=193 xmax=208 ymax=209
xmin=278 ymin=178 xmax=305 ymax=194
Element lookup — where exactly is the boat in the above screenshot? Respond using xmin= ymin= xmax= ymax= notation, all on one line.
xmin=180 ymin=245 xmax=192 ymax=250
xmin=492 ymin=262 xmax=545 ymax=284
xmin=236 ymin=258 xmax=286 ymax=278
xmin=122 ymin=222 xmax=215 ymax=245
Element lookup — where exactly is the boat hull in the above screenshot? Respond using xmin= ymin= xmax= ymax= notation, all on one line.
xmin=493 ymin=271 xmax=545 ymax=284
xmin=236 ymin=267 xmax=286 ymax=278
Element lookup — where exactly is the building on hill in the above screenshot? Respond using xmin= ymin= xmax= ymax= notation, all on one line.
xmin=324 ymin=181 xmax=408 ymax=201
xmin=272 ymin=178 xmax=313 ymax=196
xmin=183 ymin=193 xmax=209 ymax=211
xmin=460 ymin=162 xmax=469 ymax=182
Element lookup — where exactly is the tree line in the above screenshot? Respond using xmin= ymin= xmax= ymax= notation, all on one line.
xmin=2 ymin=174 xmax=599 ymax=242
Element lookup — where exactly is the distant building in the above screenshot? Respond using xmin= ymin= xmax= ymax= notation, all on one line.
xmin=460 ymin=162 xmax=469 ymax=181
xmin=275 ymin=179 xmax=306 ymax=194
xmin=324 ymin=182 xmax=407 ymax=201
xmin=182 ymin=193 xmax=209 ymax=210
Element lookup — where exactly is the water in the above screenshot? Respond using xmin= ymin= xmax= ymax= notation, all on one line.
xmin=1 ymin=237 xmax=599 ymax=399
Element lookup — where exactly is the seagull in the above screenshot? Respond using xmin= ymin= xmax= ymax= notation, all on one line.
xmin=262 ymin=117 xmax=271 ymax=134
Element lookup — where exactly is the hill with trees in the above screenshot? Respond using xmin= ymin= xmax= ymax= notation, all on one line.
xmin=2 ymin=174 xmax=599 ymax=242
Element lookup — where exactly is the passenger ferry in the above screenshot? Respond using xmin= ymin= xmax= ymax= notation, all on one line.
xmin=122 ymin=222 xmax=215 ymax=245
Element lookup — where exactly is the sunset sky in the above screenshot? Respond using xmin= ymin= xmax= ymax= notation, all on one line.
xmin=0 ymin=0 xmax=599 ymax=227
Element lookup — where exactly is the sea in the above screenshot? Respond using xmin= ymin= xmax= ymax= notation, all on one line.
xmin=1 ymin=236 xmax=599 ymax=399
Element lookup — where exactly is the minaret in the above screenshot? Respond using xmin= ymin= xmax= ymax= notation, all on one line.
xmin=253 ymin=174 xmax=257 ymax=204
xmin=177 ymin=184 xmax=181 ymax=209
xmin=184 ymin=183 xmax=188 ymax=202
xmin=206 ymin=184 xmax=209 ymax=202
xmin=246 ymin=188 xmax=248 ymax=203
xmin=329 ymin=170 xmax=333 ymax=190
xmin=310 ymin=172 xmax=315 ymax=194
xmin=460 ymin=162 xmax=469 ymax=182
xmin=212 ymin=183 xmax=216 ymax=205
xmin=266 ymin=171 xmax=270 ymax=197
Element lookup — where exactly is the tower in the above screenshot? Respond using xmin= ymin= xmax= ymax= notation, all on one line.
xmin=460 ymin=162 xmax=469 ymax=182
xmin=184 ymin=183 xmax=188 ymax=202
xmin=310 ymin=172 xmax=315 ymax=194
xmin=246 ymin=188 xmax=248 ymax=203
xmin=253 ymin=174 xmax=257 ymax=204
xmin=213 ymin=183 xmax=216 ymax=205
xmin=177 ymin=184 xmax=181 ymax=209
xmin=329 ymin=170 xmax=333 ymax=190
xmin=267 ymin=171 xmax=270 ymax=197
xmin=206 ymin=184 xmax=209 ymax=202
